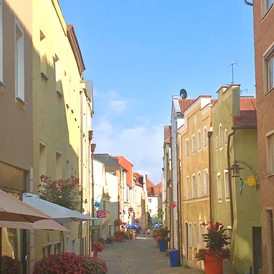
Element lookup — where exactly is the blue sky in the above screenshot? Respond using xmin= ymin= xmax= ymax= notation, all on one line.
xmin=59 ymin=0 xmax=255 ymax=184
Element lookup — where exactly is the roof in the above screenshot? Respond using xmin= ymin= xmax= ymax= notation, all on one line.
xmin=164 ymin=126 xmax=171 ymax=143
xmin=67 ymin=25 xmax=85 ymax=75
xmin=234 ymin=98 xmax=257 ymax=127
xmin=112 ymin=156 xmax=133 ymax=187
xmin=93 ymin=154 xmax=120 ymax=168
xmin=133 ymin=173 xmax=144 ymax=187
xmin=154 ymin=182 xmax=162 ymax=195
xmin=179 ymin=99 xmax=196 ymax=113
xmin=146 ymin=177 xmax=155 ymax=195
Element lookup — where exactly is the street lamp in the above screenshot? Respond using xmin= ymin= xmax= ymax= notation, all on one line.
xmin=228 ymin=160 xmax=260 ymax=190
xmin=90 ymin=143 xmax=96 ymax=253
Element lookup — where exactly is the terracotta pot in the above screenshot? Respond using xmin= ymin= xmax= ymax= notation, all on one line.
xmin=204 ymin=253 xmax=224 ymax=274
xmin=93 ymin=248 xmax=98 ymax=258
xmin=116 ymin=234 xmax=124 ymax=242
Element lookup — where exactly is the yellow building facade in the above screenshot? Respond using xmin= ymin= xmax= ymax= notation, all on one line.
xmin=178 ymin=96 xmax=213 ymax=269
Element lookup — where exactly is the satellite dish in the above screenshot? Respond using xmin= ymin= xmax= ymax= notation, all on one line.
xmin=180 ymin=89 xmax=187 ymax=99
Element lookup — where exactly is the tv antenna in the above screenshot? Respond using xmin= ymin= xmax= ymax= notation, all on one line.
xmin=228 ymin=61 xmax=237 ymax=84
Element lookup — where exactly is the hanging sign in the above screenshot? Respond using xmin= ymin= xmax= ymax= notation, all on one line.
xmin=96 ymin=210 xmax=106 ymax=218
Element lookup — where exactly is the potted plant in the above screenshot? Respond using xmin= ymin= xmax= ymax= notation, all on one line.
xmin=114 ymin=230 xmax=125 ymax=242
xmin=195 ymin=220 xmax=230 ymax=274
xmin=154 ymin=225 xmax=170 ymax=252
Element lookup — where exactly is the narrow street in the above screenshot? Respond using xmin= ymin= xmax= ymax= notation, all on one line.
xmin=99 ymin=236 xmax=202 ymax=274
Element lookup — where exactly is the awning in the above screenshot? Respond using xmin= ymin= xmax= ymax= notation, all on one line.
xmin=23 ymin=193 xmax=96 ymax=223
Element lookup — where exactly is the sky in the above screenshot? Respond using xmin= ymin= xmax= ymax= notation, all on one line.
xmin=59 ymin=0 xmax=255 ymax=184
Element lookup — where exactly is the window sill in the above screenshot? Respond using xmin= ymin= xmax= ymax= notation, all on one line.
xmin=41 ymin=72 xmax=48 ymax=81
xmin=16 ymin=96 xmax=27 ymax=106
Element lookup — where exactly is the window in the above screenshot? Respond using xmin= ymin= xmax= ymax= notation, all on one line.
xmin=185 ymin=139 xmax=189 ymax=157
xmin=148 ymin=198 xmax=152 ymax=203
xmin=40 ymin=30 xmax=47 ymax=78
xmin=219 ymin=124 xmax=223 ymax=148
xmin=189 ymin=223 xmax=192 ymax=248
xmin=15 ymin=22 xmax=25 ymax=102
xmin=217 ymin=173 xmax=222 ymax=201
xmin=54 ymin=242 xmax=61 ymax=254
xmin=72 ymin=239 xmax=77 ymax=254
xmin=204 ymin=169 xmax=209 ymax=196
xmin=203 ymin=127 xmax=208 ymax=147
xmin=39 ymin=143 xmax=47 ymax=178
xmin=265 ymin=47 xmax=274 ymax=94
xmin=186 ymin=176 xmax=190 ymax=199
xmin=263 ymin=0 xmax=273 ymax=15
xmin=193 ymin=223 xmax=197 ymax=250
xmin=56 ymin=151 xmax=62 ymax=179
xmin=0 ymin=0 xmax=3 ymax=84
xmin=224 ymin=170 xmax=230 ymax=199
xmin=192 ymin=135 xmax=196 ymax=153
xmin=266 ymin=209 xmax=274 ymax=272
xmin=66 ymin=236 xmax=70 ymax=252
xmin=43 ymin=244 xmax=52 ymax=258
xmin=197 ymin=131 xmax=201 ymax=150
xmin=192 ymin=175 xmax=196 ymax=198
xmin=54 ymin=54 xmax=63 ymax=96
xmin=148 ymin=209 xmax=152 ymax=213
xmin=199 ymin=223 xmax=204 ymax=248
xmin=267 ymin=132 xmax=274 ymax=175
xmin=198 ymin=172 xmax=202 ymax=197
xmin=224 ymin=129 xmax=228 ymax=145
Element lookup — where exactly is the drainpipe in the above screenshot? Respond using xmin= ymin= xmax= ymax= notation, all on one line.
xmin=244 ymin=0 xmax=253 ymax=6
xmin=177 ymin=149 xmax=182 ymax=256
xmin=207 ymin=130 xmax=213 ymax=221
xmin=227 ymin=128 xmax=236 ymax=227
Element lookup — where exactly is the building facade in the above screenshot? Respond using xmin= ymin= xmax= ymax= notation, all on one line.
xmin=252 ymin=1 xmax=274 ymax=272
xmin=178 ymin=96 xmax=212 ymax=269
xmin=211 ymin=85 xmax=261 ymax=273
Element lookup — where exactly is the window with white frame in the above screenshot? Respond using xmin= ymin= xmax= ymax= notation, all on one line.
xmin=224 ymin=170 xmax=230 ymax=199
xmin=204 ymin=169 xmax=209 ymax=196
xmin=193 ymin=223 xmax=197 ymax=250
xmin=263 ymin=0 xmax=273 ymax=16
xmin=189 ymin=223 xmax=192 ymax=248
xmin=203 ymin=127 xmax=208 ymax=147
xmin=219 ymin=124 xmax=223 ymax=148
xmin=192 ymin=174 xmax=196 ymax=198
xmin=0 ymin=0 xmax=3 ymax=84
xmin=186 ymin=176 xmax=190 ymax=200
xmin=185 ymin=139 xmax=189 ymax=157
xmin=197 ymin=130 xmax=201 ymax=150
xmin=267 ymin=132 xmax=274 ymax=175
xmin=15 ymin=21 xmax=25 ymax=101
xmin=217 ymin=173 xmax=222 ymax=201
xmin=198 ymin=172 xmax=202 ymax=197
xmin=192 ymin=134 xmax=196 ymax=153
xmin=265 ymin=47 xmax=274 ymax=94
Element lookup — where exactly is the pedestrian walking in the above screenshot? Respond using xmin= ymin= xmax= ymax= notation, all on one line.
xmin=147 ymin=228 xmax=150 ymax=236
xmin=143 ymin=228 xmax=146 ymax=237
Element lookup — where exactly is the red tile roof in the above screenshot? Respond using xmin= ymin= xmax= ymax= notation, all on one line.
xmin=154 ymin=182 xmax=162 ymax=195
xmin=133 ymin=173 xmax=143 ymax=187
xmin=112 ymin=156 xmax=133 ymax=187
xmin=234 ymin=98 xmax=257 ymax=127
xmin=179 ymin=99 xmax=196 ymax=113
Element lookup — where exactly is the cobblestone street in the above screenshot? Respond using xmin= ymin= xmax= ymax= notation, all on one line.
xmin=99 ymin=236 xmax=202 ymax=274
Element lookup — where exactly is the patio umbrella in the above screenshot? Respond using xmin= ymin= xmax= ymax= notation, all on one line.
xmin=0 ymin=189 xmax=53 ymax=271
xmin=0 ymin=189 xmax=50 ymax=222
xmin=23 ymin=193 xmax=96 ymax=223
xmin=0 ymin=219 xmax=68 ymax=231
